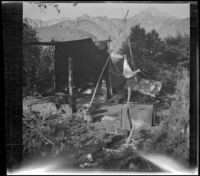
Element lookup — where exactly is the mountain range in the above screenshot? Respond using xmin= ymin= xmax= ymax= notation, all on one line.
xmin=23 ymin=7 xmax=190 ymax=51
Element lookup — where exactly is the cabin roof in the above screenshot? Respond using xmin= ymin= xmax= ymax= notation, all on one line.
xmin=24 ymin=38 xmax=111 ymax=49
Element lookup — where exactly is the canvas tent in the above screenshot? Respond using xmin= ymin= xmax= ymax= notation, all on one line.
xmin=25 ymin=38 xmax=111 ymax=93
xmin=54 ymin=38 xmax=111 ymax=92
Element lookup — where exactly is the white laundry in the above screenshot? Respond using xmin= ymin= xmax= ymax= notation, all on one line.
xmin=123 ymin=57 xmax=136 ymax=78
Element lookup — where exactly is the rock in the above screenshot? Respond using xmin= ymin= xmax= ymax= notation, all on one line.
xmin=87 ymin=154 xmax=93 ymax=162
xmin=79 ymin=163 xmax=85 ymax=168
xmin=116 ymin=128 xmax=129 ymax=136
xmin=155 ymin=100 xmax=160 ymax=103
xmin=101 ymin=116 xmax=115 ymax=121
xmin=129 ymin=163 xmax=138 ymax=170
xmin=58 ymin=104 xmax=72 ymax=118
xmin=156 ymin=109 xmax=170 ymax=117
xmin=83 ymin=89 xmax=93 ymax=95
xmin=91 ymin=162 xmax=98 ymax=167
xmin=80 ymin=162 xmax=97 ymax=168
xmin=83 ymin=113 xmax=92 ymax=123
xmin=105 ymin=134 xmax=124 ymax=148
xmin=30 ymin=102 xmax=57 ymax=119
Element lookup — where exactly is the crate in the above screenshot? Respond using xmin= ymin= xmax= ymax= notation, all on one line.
xmin=121 ymin=103 xmax=153 ymax=131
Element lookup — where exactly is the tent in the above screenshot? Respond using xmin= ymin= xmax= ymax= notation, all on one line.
xmin=25 ymin=38 xmax=111 ymax=92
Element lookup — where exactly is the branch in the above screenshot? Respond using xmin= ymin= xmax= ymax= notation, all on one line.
xmin=29 ymin=2 xmax=60 ymax=14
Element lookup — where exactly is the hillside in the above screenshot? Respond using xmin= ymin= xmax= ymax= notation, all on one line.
xmin=24 ymin=7 xmax=189 ymax=52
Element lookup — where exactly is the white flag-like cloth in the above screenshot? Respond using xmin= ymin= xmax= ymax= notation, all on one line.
xmin=123 ymin=57 xmax=136 ymax=78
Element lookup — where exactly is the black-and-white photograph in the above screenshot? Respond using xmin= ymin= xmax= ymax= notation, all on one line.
xmin=4 ymin=1 xmax=198 ymax=175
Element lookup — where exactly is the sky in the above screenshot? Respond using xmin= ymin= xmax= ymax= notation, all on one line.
xmin=23 ymin=2 xmax=190 ymax=21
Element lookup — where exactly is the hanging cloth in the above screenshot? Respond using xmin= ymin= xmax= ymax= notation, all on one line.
xmin=123 ymin=57 xmax=136 ymax=79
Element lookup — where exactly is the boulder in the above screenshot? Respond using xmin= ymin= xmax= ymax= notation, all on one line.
xmin=30 ymin=102 xmax=57 ymax=119
xmin=57 ymin=104 xmax=72 ymax=118
xmin=101 ymin=116 xmax=115 ymax=121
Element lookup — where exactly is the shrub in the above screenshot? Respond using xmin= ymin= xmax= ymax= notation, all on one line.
xmin=153 ymin=68 xmax=190 ymax=164
xmin=134 ymin=68 xmax=190 ymax=164
xmin=23 ymin=109 xmax=87 ymax=157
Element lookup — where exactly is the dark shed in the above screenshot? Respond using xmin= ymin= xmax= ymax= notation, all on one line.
xmin=25 ymin=38 xmax=110 ymax=92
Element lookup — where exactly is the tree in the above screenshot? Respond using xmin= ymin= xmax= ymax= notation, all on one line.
xmin=23 ymin=22 xmax=42 ymax=95
xmin=145 ymin=29 xmax=164 ymax=61
xmin=28 ymin=2 xmax=61 ymax=14
xmin=38 ymin=46 xmax=55 ymax=94
xmin=160 ymin=32 xmax=190 ymax=67
xmin=120 ymin=24 xmax=164 ymax=79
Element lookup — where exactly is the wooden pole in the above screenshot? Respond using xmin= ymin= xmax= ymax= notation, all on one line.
xmin=68 ymin=57 xmax=76 ymax=113
xmin=53 ymin=47 xmax=56 ymax=90
xmin=123 ymin=10 xmax=134 ymax=67
xmin=107 ymin=39 xmax=113 ymax=98
xmin=121 ymin=9 xmax=134 ymax=67
xmin=88 ymin=55 xmax=111 ymax=108
xmin=87 ymin=10 xmax=129 ymax=109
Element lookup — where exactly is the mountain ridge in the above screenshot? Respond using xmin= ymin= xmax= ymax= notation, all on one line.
xmin=23 ymin=7 xmax=189 ymax=51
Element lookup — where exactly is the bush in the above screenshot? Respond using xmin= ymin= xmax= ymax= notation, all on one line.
xmin=23 ymin=109 xmax=87 ymax=157
xmin=37 ymin=46 xmax=55 ymax=95
xmin=23 ymin=22 xmax=55 ymax=96
xmin=153 ymin=68 xmax=190 ymax=164
xmin=160 ymin=32 xmax=190 ymax=66
xmin=157 ymin=67 xmax=178 ymax=94
xmin=119 ymin=25 xmax=164 ymax=81
xmin=133 ymin=68 xmax=190 ymax=164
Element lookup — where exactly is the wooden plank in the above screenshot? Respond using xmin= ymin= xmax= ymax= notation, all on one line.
xmin=129 ymin=104 xmax=153 ymax=125
xmin=68 ymin=57 xmax=76 ymax=113
xmin=121 ymin=104 xmax=153 ymax=131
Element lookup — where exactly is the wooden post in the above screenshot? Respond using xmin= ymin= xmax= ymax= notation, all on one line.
xmin=68 ymin=57 xmax=76 ymax=113
xmin=53 ymin=47 xmax=56 ymax=89
xmin=109 ymin=74 xmax=113 ymax=97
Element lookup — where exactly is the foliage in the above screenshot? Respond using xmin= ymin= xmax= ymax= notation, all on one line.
xmin=28 ymin=2 xmax=60 ymax=13
xmin=23 ymin=21 xmax=55 ymax=96
xmin=159 ymin=32 xmax=190 ymax=66
xmin=119 ymin=24 xmax=164 ymax=80
xmin=37 ymin=46 xmax=55 ymax=94
xmin=23 ymin=102 xmax=162 ymax=170
xmin=169 ymin=68 xmax=190 ymax=134
xmin=144 ymin=29 xmax=165 ymax=61
xmin=119 ymin=25 xmax=190 ymax=95
xmin=23 ymin=110 xmax=88 ymax=157
xmin=134 ymin=68 xmax=190 ymax=164
xmin=23 ymin=22 xmax=42 ymax=95
xmin=157 ymin=67 xmax=178 ymax=94
xmin=164 ymin=68 xmax=189 ymax=164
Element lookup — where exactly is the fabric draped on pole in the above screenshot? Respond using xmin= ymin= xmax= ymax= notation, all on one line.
xmin=123 ymin=57 xmax=136 ymax=79
xmin=109 ymin=54 xmax=162 ymax=97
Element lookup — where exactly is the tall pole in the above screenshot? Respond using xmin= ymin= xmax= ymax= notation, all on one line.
xmin=121 ymin=7 xmax=137 ymax=84
xmin=53 ymin=46 xmax=56 ymax=89
xmin=68 ymin=57 xmax=76 ymax=113
xmin=122 ymin=9 xmax=135 ymax=70
xmin=87 ymin=10 xmax=129 ymax=109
